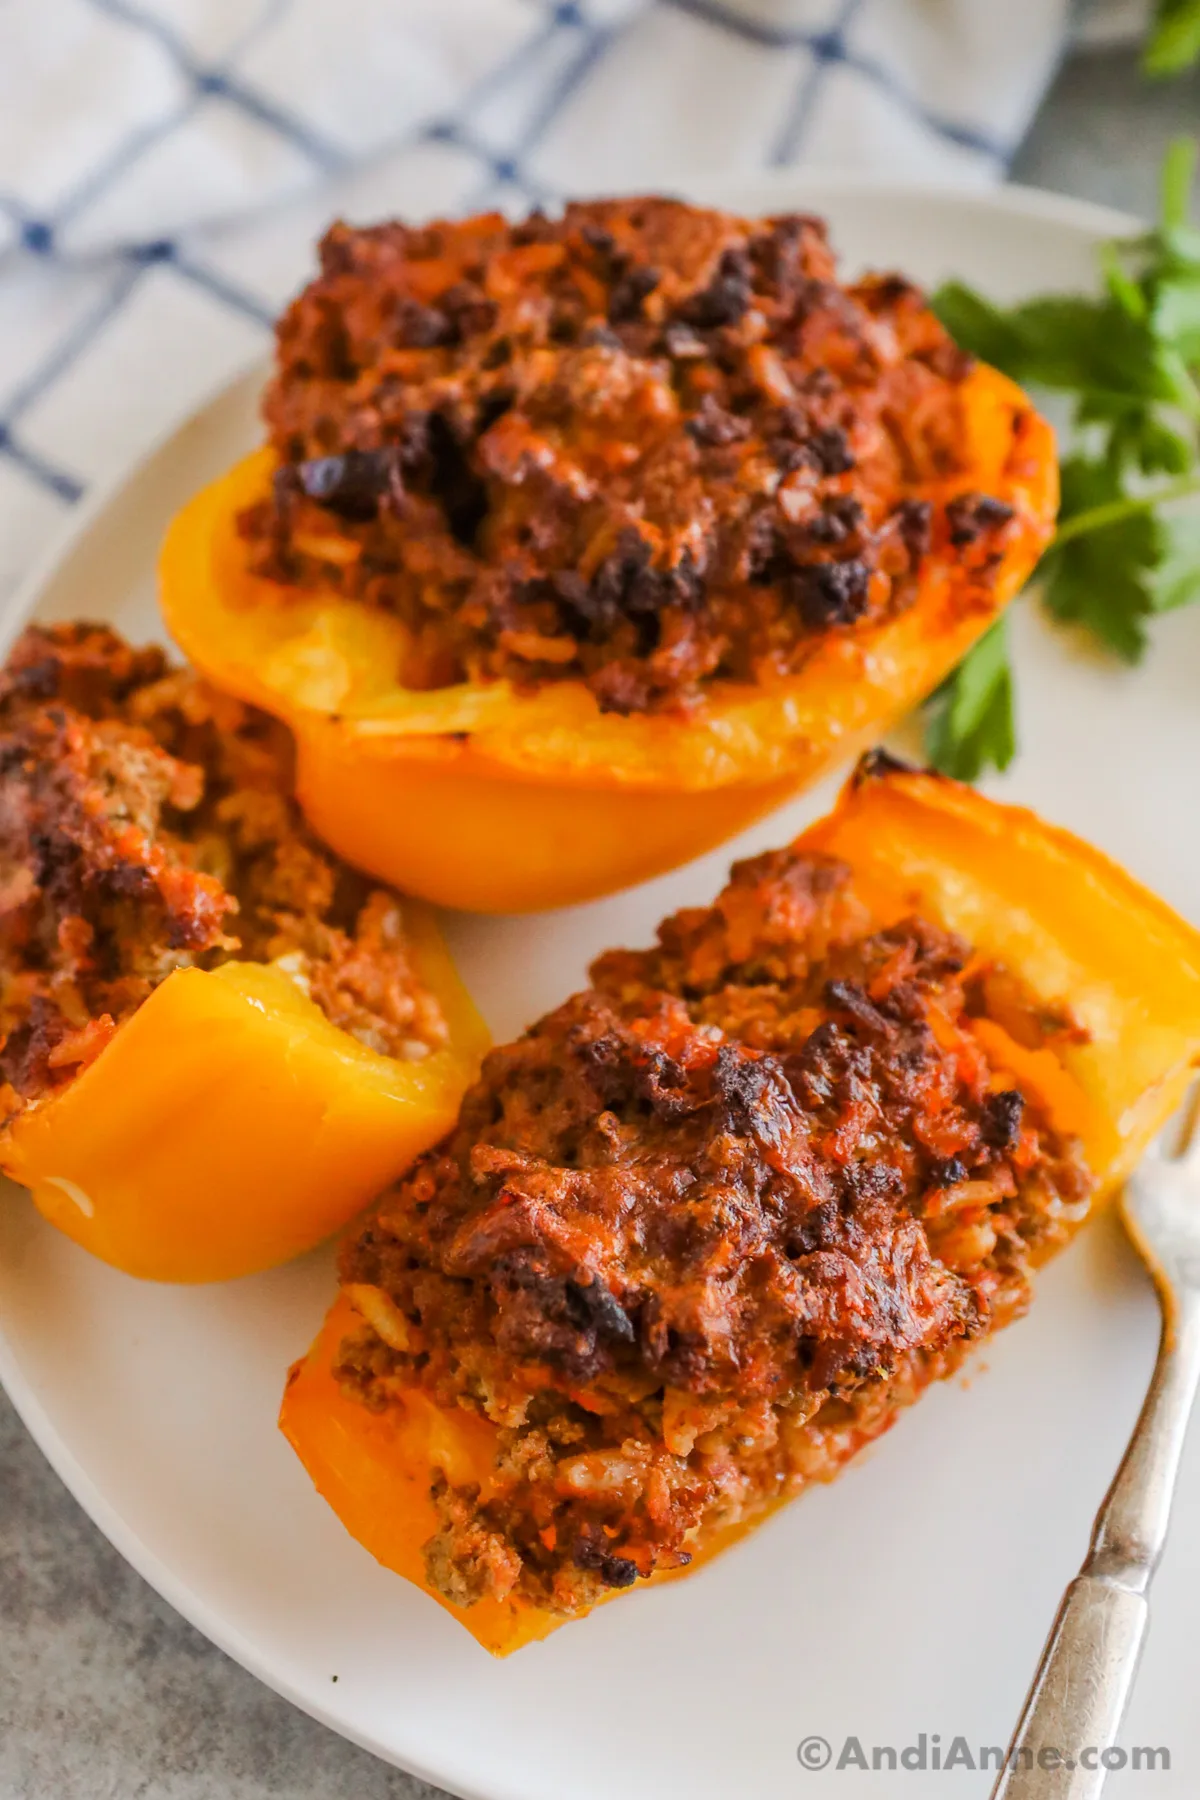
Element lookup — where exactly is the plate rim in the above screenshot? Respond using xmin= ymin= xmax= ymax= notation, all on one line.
xmin=0 ymin=172 xmax=1140 ymax=1800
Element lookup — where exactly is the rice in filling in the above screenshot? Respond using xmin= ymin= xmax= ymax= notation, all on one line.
xmin=336 ymin=843 xmax=1093 ymax=1617
xmin=240 ymin=197 xmax=1030 ymax=714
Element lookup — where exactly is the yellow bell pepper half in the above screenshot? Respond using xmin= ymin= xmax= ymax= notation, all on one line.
xmin=280 ymin=761 xmax=1200 ymax=1654
xmin=2 ymin=904 xmax=488 ymax=1283
xmin=160 ymin=363 xmax=1057 ymax=912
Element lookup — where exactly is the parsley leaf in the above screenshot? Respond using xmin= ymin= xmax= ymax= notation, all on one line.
xmin=1039 ymin=455 xmax=1165 ymax=661
xmin=923 ymin=136 xmax=1200 ymax=779
xmin=1145 ymin=0 xmax=1200 ymax=76
xmin=932 ymin=284 xmax=1167 ymax=407
xmin=923 ymin=618 xmax=1015 ymax=783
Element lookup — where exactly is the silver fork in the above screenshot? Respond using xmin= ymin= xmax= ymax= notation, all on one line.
xmin=991 ymin=1106 xmax=1200 ymax=1798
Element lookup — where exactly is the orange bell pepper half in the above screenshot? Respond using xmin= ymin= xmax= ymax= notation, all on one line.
xmin=160 ymin=362 xmax=1057 ymax=912
xmin=279 ymin=759 xmax=1200 ymax=1654
xmin=4 ymin=904 xmax=488 ymax=1283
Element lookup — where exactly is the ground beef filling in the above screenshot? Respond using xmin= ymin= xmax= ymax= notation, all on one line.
xmin=241 ymin=197 xmax=1029 ymax=713
xmin=0 ymin=623 xmax=448 ymax=1124
xmin=337 ymin=847 xmax=1093 ymax=1617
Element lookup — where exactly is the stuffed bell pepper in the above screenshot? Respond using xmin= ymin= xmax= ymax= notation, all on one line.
xmin=281 ymin=754 xmax=1200 ymax=1654
xmin=161 ymin=199 xmax=1057 ymax=911
xmin=0 ymin=623 xmax=487 ymax=1282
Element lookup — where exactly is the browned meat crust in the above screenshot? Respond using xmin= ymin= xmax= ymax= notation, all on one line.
xmin=242 ymin=198 xmax=1023 ymax=712
xmin=0 ymin=623 xmax=447 ymax=1123
xmin=338 ymin=848 xmax=1093 ymax=1616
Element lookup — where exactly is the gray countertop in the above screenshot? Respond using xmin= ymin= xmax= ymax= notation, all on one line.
xmin=4 ymin=40 xmax=1200 ymax=1800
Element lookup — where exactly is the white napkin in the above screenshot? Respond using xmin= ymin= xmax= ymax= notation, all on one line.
xmin=0 ymin=0 xmax=1072 ymax=607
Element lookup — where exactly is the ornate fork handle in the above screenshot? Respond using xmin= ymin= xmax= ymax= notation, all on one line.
xmin=991 ymin=1291 xmax=1200 ymax=1798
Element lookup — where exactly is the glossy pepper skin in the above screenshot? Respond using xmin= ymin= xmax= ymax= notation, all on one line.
xmin=279 ymin=759 xmax=1200 ymax=1654
xmin=3 ymin=904 xmax=489 ymax=1284
xmin=160 ymin=362 xmax=1057 ymax=913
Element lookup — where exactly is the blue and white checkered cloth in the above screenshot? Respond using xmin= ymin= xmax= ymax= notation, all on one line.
xmin=0 ymin=0 xmax=1078 ymax=608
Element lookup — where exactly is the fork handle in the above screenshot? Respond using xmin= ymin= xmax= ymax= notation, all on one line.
xmin=991 ymin=1299 xmax=1200 ymax=1798
xmin=989 ymin=1576 xmax=1146 ymax=1798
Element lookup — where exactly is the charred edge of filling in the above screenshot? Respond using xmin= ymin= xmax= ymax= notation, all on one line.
xmin=332 ymin=846 xmax=1093 ymax=1617
xmin=0 ymin=624 xmax=448 ymax=1119
xmin=238 ymin=199 xmax=1023 ymax=712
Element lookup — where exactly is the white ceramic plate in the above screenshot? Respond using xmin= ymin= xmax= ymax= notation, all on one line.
xmin=3 ymin=177 xmax=1200 ymax=1800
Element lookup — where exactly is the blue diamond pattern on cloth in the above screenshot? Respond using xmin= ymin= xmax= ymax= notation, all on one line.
xmin=0 ymin=0 xmax=1071 ymax=608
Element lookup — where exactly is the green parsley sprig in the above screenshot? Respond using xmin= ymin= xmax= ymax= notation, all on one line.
xmin=923 ymin=135 xmax=1200 ymax=779
xmin=1146 ymin=0 xmax=1200 ymax=76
